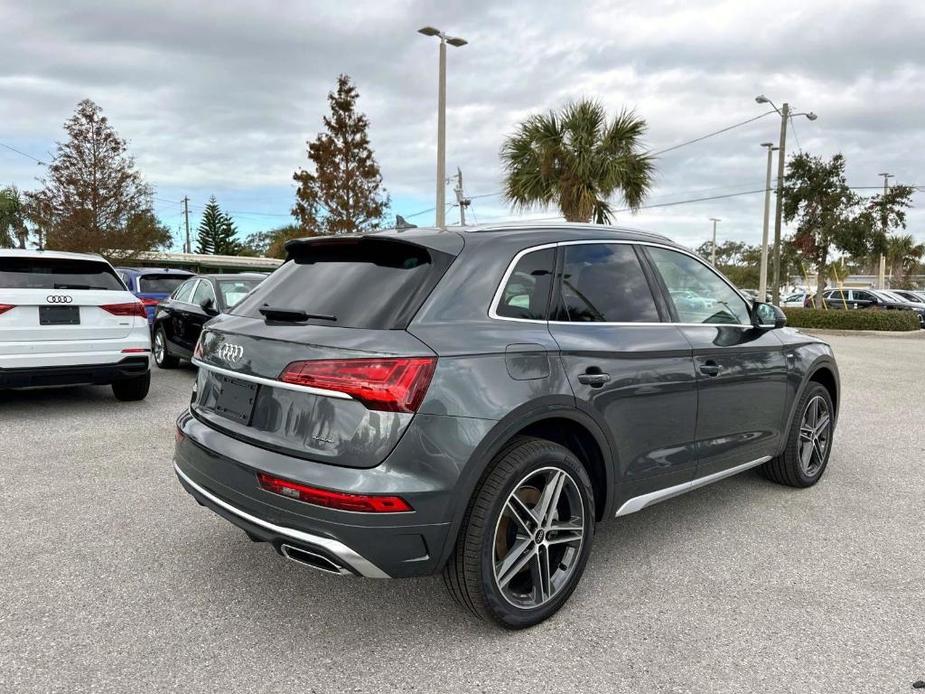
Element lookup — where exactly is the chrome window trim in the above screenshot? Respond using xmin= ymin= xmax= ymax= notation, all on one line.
xmin=191 ymin=357 xmax=353 ymax=400
xmin=174 ymin=464 xmax=390 ymax=578
xmin=614 ymin=455 xmax=772 ymax=517
xmin=488 ymin=239 xmax=754 ymax=327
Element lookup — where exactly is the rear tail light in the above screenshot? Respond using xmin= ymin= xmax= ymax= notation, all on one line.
xmin=139 ymin=297 xmax=160 ymax=308
xmin=278 ymin=357 xmax=436 ymax=413
xmin=121 ymin=348 xmax=151 ymax=353
xmin=193 ymin=336 xmax=204 ymax=360
xmin=101 ymin=302 xmax=147 ymax=319
xmin=257 ymin=472 xmax=413 ymax=513
xmin=0 ymin=304 xmax=14 ymax=316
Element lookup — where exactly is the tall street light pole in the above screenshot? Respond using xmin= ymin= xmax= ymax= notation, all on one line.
xmin=878 ymin=172 xmax=893 ymax=289
xmin=709 ymin=218 xmax=721 ymax=265
xmin=758 ymin=142 xmax=778 ymax=300
xmin=418 ymin=26 xmax=467 ymax=228
xmin=755 ymin=95 xmax=817 ymax=303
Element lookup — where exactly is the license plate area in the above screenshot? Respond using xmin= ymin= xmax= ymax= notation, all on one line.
xmin=39 ymin=306 xmax=80 ymax=325
xmin=213 ymin=374 xmax=258 ymax=425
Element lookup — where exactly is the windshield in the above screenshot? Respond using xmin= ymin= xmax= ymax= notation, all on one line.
xmin=216 ymin=278 xmax=261 ymax=309
xmin=0 ymin=257 xmax=124 ymax=290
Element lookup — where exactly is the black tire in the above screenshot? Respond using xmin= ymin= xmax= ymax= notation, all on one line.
xmin=153 ymin=327 xmax=179 ymax=369
xmin=443 ymin=436 xmax=595 ymax=629
xmin=112 ymin=372 xmax=151 ymax=401
xmin=760 ymin=382 xmax=834 ymax=487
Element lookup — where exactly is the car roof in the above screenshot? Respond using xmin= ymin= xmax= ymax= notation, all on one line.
xmin=0 ymin=248 xmax=109 ymax=262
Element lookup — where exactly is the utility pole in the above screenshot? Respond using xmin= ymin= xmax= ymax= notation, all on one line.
xmin=418 ymin=26 xmax=467 ymax=228
xmin=770 ymin=102 xmax=789 ymax=305
xmin=878 ymin=172 xmax=892 ymax=289
xmin=182 ymin=196 xmax=191 ymax=254
xmin=709 ymin=218 xmax=721 ymax=266
xmin=453 ymin=168 xmax=471 ymax=225
xmin=758 ymin=142 xmax=778 ymax=300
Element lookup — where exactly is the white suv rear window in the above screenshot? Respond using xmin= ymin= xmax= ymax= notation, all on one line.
xmin=0 ymin=257 xmax=124 ymax=290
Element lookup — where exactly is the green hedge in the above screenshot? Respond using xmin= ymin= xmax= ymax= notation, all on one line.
xmin=782 ymin=307 xmax=921 ymax=331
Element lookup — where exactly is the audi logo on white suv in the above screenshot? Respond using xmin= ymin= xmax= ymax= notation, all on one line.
xmin=46 ymin=295 xmax=73 ymax=304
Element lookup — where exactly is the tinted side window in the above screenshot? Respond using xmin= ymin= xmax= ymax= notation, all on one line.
xmin=173 ymin=280 xmax=196 ymax=303
xmin=554 ymin=244 xmax=659 ymax=323
xmin=191 ymin=280 xmax=215 ymax=306
xmin=647 ymin=247 xmax=750 ymax=325
xmin=495 ymin=248 xmax=555 ymax=320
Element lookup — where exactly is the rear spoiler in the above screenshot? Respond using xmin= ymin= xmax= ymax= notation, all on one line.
xmin=284 ymin=231 xmax=464 ymax=261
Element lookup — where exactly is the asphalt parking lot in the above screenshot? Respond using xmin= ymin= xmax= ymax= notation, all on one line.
xmin=1 ymin=332 xmax=923 ymax=693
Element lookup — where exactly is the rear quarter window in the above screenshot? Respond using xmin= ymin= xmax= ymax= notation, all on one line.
xmin=0 ymin=257 xmax=124 ymax=290
xmin=229 ymin=238 xmax=454 ymax=329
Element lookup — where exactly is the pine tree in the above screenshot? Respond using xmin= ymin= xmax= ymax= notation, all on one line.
xmin=31 ymin=99 xmax=170 ymax=260
xmin=292 ymin=74 xmax=390 ymax=235
xmin=195 ymin=196 xmax=240 ymax=255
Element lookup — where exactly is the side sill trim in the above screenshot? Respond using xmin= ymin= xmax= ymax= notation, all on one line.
xmin=174 ymin=463 xmax=390 ymax=578
xmin=614 ymin=455 xmax=772 ymax=517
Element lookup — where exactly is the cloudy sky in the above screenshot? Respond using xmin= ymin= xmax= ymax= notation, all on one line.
xmin=1 ymin=0 xmax=923 ymax=251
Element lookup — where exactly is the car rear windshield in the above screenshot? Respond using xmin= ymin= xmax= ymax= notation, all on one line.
xmin=216 ymin=278 xmax=261 ymax=308
xmin=0 ymin=257 xmax=124 ymax=290
xmin=138 ymin=274 xmax=189 ymax=293
xmin=229 ymin=238 xmax=454 ymax=329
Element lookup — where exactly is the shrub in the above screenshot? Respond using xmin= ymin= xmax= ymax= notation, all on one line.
xmin=782 ymin=307 xmax=920 ymax=331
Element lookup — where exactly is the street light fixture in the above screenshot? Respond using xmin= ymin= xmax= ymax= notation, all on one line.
xmin=418 ymin=26 xmax=467 ymax=228
xmin=754 ymin=93 xmax=818 ymax=303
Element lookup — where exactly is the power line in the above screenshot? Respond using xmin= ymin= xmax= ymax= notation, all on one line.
xmin=647 ymin=110 xmax=778 ymax=157
xmin=0 ymin=142 xmax=47 ymax=165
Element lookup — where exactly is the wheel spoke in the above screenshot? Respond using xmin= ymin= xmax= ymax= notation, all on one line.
xmin=813 ymin=413 xmax=830 ymax=437
xmin=505 ymin=495 xmax=537 ymax=535
xmin=800 ymin=439 xmax=814 ymax=470
xmin=535 ymin=470 xmax=566 ymax=529
xmin=531 ymin=545 xmax=552 ymax=603
xmin=495 ymin=537 xmax=535 ymax=589
xmin=546 ymin=519 xmax=584 ymax=545
xmin=799 ymin=425 xmax=814 ymax=441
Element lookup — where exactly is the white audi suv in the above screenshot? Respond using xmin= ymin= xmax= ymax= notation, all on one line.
xmin=0 ymin=249 xmax=152 ymax=400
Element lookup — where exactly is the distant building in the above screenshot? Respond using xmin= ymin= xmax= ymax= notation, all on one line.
xmin=132 ymin=251 xmax=283 ymax=273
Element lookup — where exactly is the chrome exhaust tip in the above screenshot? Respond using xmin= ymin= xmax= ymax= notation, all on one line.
xmin=280 ymin=544 xmax=353 ymax=576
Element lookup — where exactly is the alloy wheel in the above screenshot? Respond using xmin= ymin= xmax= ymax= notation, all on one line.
xmin=798 ymin=394 xmax=831 ymax=477
xmin=154 ymin=331 xmax=165 ymax=364
xmin=492 ymin=467 xmax=585 ymax=609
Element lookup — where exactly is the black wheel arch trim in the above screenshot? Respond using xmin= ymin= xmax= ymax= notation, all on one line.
xmin=434 ymin=397 xmax=617 ymax=571
xmin=779 ymin=356 xmax=840 ymax=455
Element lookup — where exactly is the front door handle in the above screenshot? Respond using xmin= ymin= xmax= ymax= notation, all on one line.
xmin=577 ymin=370 xmax=611 ymax=387
xmin=699 ymin=360 xmax=721 ymax=377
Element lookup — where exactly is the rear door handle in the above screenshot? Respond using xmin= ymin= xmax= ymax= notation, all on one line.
xmin=577 ymin=371 xmax=611 ymax=387
xmin=699 ymin=360 xmax=721 ymax=377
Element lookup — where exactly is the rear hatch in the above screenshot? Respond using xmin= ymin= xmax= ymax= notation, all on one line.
xmin=0 ymin=256 xmax=140 ymax=344
xmin=190 ymin=233 xmax=461 ymax=468
xmin=136 ymin=273 xmax=191 ymax=317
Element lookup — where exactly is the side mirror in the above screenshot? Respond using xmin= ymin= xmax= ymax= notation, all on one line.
xmin=200 ymin=296 xmax=218 ymax=316
xmin=752 ymin=301 xmax=786 ymax=329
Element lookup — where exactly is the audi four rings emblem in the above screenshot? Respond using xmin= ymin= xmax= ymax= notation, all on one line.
xmin=46 ymin=295 xmax=73 ymax=304
xmin=218 ymin=343 xmax=245 ymax=363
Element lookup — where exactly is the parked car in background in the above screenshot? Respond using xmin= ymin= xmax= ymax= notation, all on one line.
xmin=889 ymin=289 xmax=925 ymax=305
xmin=0 ymin=249 xmax=151 ymax=400
xmin=116 ymin=267 xmax=195 ymax=326
xmin=805 ymin=288 xmax=925 ymax=327
xmin=781 ymin=291 xmax=811 ymax=307
xmin=152 ymin=273 xmax=264 ymax=368
xmin=173 ymin=225 xmax=840 ymax=628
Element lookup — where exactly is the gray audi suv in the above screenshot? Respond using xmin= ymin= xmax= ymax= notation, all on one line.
xmin=174 ymin=224 xmax=839 ymax=628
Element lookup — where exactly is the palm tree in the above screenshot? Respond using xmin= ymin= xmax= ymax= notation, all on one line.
xmin=885 ymin=234 xmax=925 ymax=281
xmin=501 ymin=100 xmax=654 ymax=224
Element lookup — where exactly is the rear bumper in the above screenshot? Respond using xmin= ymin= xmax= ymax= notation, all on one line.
xmin=173 ymin=410 xmax=492 ymax=578
xmin=0 ymin=356 xmax=150 ymax=389
xmin=174 ymin=464 xmax=389 ymax=577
